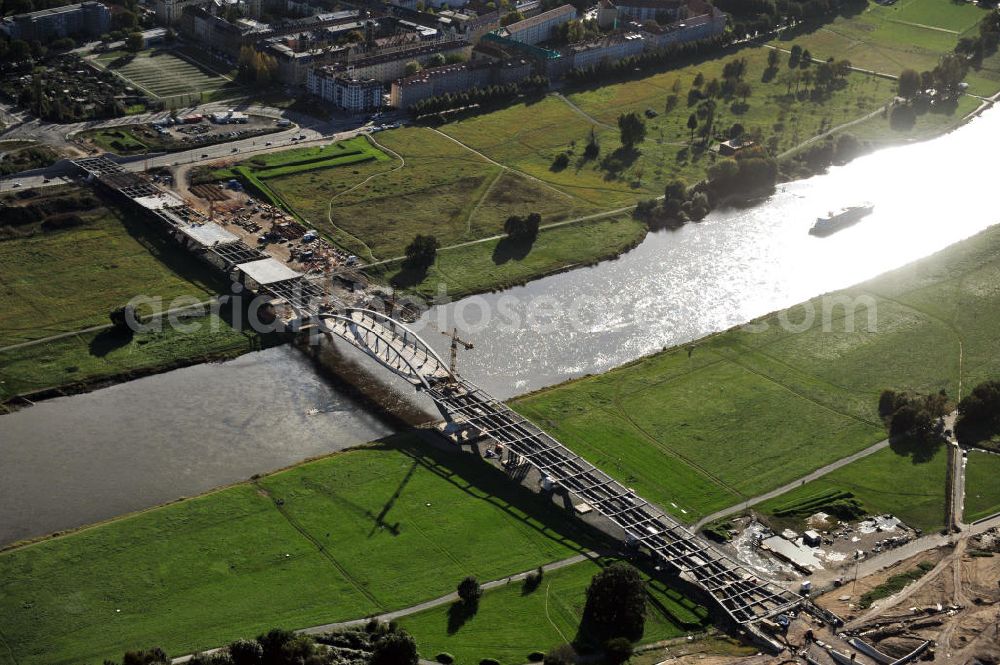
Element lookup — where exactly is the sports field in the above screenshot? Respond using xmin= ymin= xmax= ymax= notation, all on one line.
xmin=513 ymin=222 xmax=1000 ymax=523
xmin=95 ymin=48 xmax=236 ymax=99
xmin=964 ymin=450 xmax=1000 ymax=523
xmin=0 ymin=434 xmax=600 ymax=665
xmin=772 ymin=0 xmax=1000 ymax=95
xmin=398 ymin=558 xmax=710 ymax=665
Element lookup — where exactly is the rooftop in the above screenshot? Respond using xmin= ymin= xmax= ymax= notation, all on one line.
xmin=182 ymin=223 xmax=240 ymax=248
xmin=237 ymin=258 xmax=302 ymax=285
xmin=504 ymin=3 xmax=575 ymax=34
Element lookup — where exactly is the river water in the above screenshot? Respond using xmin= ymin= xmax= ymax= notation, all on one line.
xmin=3 ymin=105 xmax=999 ymax=545
xmin=414 ymin=104 xmax=1000 ymax=398
xmin=0 ymin=346 xmax=401 ymax=545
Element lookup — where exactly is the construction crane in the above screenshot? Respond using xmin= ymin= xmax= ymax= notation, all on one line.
xmin=441 ymin=327 xmax=473 ymax=378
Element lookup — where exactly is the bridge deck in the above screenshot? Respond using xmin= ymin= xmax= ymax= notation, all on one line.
xmin=69 ymin=156 xmax=803 ymax=639
xmin=425 ymin=379 xmax=803 ymax=627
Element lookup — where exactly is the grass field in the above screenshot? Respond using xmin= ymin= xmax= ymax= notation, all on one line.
xmin=772 ymin=0 xmax=1000 ymax=96
xmin=442 ymin=46 xmax=910 ymax=203
xmin=0 ymin=189 xmax=217 ymax=347
xmin=513 ymin=223 xmax=1000 ymax=524
xmin=757 ymin=446 xmax=948 ymax=533
xmin=963 ymin=450 xmax=1000 ymax=523
xmin=95 ymin=48 xmax=238 ymax=99
xmin=0 ymin=312 xmax=262 ymax=402
xmin=268 ymin=128 xmax=599 ymax=261
xmin=368 ymin=215 xmax=646 ymax=299
xmin=0 ymin=434 xmax=606 ymax=665
xmin=398 ymin=558 xmax=710 ymax=665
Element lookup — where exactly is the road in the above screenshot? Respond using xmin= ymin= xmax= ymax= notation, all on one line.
xmin=0 ymin=99 xmax=405 ymax=192
xmin=691 ymin=437 xmax=891 ymax=531
xmin=169 ymin=551 xmax=600 ymax=664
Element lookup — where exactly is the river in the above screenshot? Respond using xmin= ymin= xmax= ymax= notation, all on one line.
xmin=0 ymin=345 xmax=404 ymax=546
xmin=3 ymin=105 xmax=999 ymax=545
xmin=414 ymin=104 xmax=1000 ymax=398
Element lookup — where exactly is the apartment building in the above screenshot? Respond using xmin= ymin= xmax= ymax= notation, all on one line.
xmin=500 ymin=3 xmax=574 ymax=45
xmin=307 ymin=70 xmax=383 ymax=111
xmin=1 ymin=1 xmax=110 ymax=41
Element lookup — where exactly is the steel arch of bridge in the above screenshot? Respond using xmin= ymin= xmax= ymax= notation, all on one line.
xmin=317 ymin=309 xmax=451 ymax=389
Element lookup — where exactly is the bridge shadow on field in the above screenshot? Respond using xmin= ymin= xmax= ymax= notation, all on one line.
xmin=372 ymin=432 xmax=607 ymax=557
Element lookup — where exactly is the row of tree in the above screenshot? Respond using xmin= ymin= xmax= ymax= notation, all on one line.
xmin=634 ymin=178 xmax=710 ymax=228
xmin=101 ymin=622 xmax=420 ymax=665
xmin=407 ymin=76 xmax=549 ymax=117
xmin=718 ymin=0 xmax=866 ymax=42
xmin=897 ymin=53 xmax=969 ymax=100
xmin=955 ymin=9 xmax=1000 ymax=68
xmin=237 ymin=46 xmax=279 ymax=84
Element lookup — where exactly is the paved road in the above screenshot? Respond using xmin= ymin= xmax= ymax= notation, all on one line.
xmin=691 ymin=437 xmax=891 ymax=531
xmin=170 ymin=551 xmax=599 ymax=664
xmin=0 ymin=100 xmax=405 ymax=191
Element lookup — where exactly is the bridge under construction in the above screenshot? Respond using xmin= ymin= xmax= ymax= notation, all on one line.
xmin=72 ymin=155 xmax=815 ymax=649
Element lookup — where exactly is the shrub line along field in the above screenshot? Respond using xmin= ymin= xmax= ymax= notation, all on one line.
xmin=0 ymin=433 xmax=711 ymax=665
xmin=513 ymin=222 xmax=1000 ymax=531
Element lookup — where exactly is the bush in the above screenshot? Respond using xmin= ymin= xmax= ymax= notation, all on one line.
xmin=528 ymin=652 xmax=545 ymax=662
xmin=436 ymin=653 xmax=455 ymax=664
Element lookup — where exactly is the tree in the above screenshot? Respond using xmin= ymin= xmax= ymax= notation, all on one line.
xmin=371 ymin=631 xmax=419 ymax=665
xmin=734 ymin=81 xmax=752 ymax=102
xmin=788 ymin=44 xmax=802 ymax=68
xmin=580 ymin=562 xmax=646 ymax=642
xmin=584 ymin=128 xmax=600 ymax=159
xmin=729 ymin=122 xmax=744 ymax=139
xmin=504 ymin=212 xmax=541 ymax=243
xmin=692 ymin=72 xmax=704 ymax=87
xmin=664 ymin=178 xmax=686 ymax=201
xmin=617 ymin=111 xmax=647 ymax=147
xmin=767 ymin=48 xmax=780 ymax=70
xmin=403 ymin=235 xmax=438 ymax=271
xmin=405 ymin=60 xmax=422 ymax=76
xmin=501 ymin=9 xmax=524 ymax=25
xmin=110 ymin=304 xmax=137 ymax=331
xmin=604 ymin=637 xmax=634 ymax=665
xmin=227 ymin=639 xmax=263 ymax=665
xmin=7 ymin=39 xmax=31 ymax=63
xmin=428 ymin=52 xmax=446 ymax=67
xmin=933 ymin=53 xmax=967 ymax=94
xmin=125 ymin=32 xmax=144 ymax=53
xmin=800 ymin=48 xmax=812 ymax=66
xmin=958 ymin=380 xmax=1000 ymax=433
xmin=121 ymin=648 xmax=170 ymax=665
xmin=457 ymin=576 xmax=483 ymax=605
xmin=898 ymin=68 xmax=920 ymax=99
xmin=686 ymin=113 xmax=697 ymax=141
